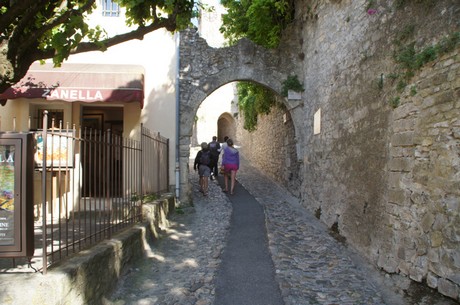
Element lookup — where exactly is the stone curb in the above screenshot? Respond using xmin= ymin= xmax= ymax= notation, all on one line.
xmin=0 ymin=194 xmax=176 ymax=305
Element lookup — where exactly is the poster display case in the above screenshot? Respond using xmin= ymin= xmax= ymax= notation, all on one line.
xmin=34 ymin=130 xmax=75 ymax=168
xmin=0 ymin=133 xmax=34 ymax=257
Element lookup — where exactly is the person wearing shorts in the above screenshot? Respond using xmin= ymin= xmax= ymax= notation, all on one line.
xmin=221 ymin=138 xmax=239 ymax=195
xmin=194 ymin=142 xmax=212 ymax=196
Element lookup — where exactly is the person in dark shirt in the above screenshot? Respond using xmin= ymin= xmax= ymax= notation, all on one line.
xmin=193 ymin=142 xmax=212 ymax=196
xmin=208 ymin=136 xmax=221 ymax=180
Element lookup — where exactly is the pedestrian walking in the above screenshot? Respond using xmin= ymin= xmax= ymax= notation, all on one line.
xmin=221 ymin=138 xmax=239 ymax=195
xmin=208 ymin=136 xmax=221 ymax=180
xmin=193 ymin=142 xmax=213 ymax=196
xmin=219 ymin=136 xmax=229 ymax=171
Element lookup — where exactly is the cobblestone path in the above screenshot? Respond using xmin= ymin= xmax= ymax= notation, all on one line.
xmin=105 ymin=155 xmax=457 ymax=305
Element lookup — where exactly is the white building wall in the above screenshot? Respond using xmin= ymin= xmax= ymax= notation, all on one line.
xmin=0 ymin=5 xmax=179 ymax=188
xmin=64 ymin=11 xmax=178 ymax=183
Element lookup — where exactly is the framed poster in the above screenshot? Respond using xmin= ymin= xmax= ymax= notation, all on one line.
xmin=34 ymin=130 xmax=75 ymax=168
xmin=0 ymin=142 xmax=17 ymax=247
xmin=0 ymin=133 xmax=34 ymax=257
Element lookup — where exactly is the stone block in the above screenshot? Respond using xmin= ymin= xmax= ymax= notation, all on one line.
xmin=438 ymin=278 xmax=459 ymax=300
xmin=378 ymin=254 xmax=399 ymax=273
xmin=416 ymin=237 xmax=429 ymax=256
xmin=392 ymin=118 xmax=415 ymax=133
xmin=430 ymin=231 xmax=443 ymax=247
xmin=399 ymin=260 xmax=410 ymax=275
xmin=429 ymin=262 xmax=446 ymax=278
xmin=433 ymin=120 xmax=450 ymax=128
xmin=388 ymin=189 xmax=407 ymax=205
xmin=393 ymin=103 xmax=417 ymax=120
xmin=421 ymin=137 xmax=433 ymax=146
xmin=453 ymin=127 xmax=460 ymax=139
xmin=389 ymin=157 xmax=413 ymax=172
xmin=415 ymin=255 xmax=429 ymax=271
xmin=428 ymin=248 xmax=440 ymax=263
xmin=391 ymin=132 xmax=415 ymax=147
xmin=421 ymin=213 xmax=435 ymax=233
xmin=434 ymin=91 xmax=454 ymax=105
xmin=448 ymin=272 xmax=460 ymax=286
xmin=409 ymin=266 xmax=424 ymax=282
xmin=409 ymin=190 xmax=429 ymax=206
xmin=398 ymin=246 xmax=406 ymax=260
xmin=388 ymin=172 xmax=402 ymax=188
xmin=422 ymin=96 xmax=436 ymax=109
xmin=405 ymin=248 xmax=417 ymax=261
xmin=403 ymin=236 xmax=416 ymax=250
xmin=432 ymin=72 xmax=448 ymax=86
xmin=454 ymin=75 xmax=460 ymax=89
xmin=427 ymin=272 xmax=439 ymax=289
xmin=444 ymin=224 xmax=460 ymax=244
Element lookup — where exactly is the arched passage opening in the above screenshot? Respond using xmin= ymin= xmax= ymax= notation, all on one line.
xmin=217 ymin=113 xmax=236 ymax=143
xmin=177 ymin=28 xmax=305 ymax=204
xmin=192 ymin=83 xmax=237 ymax=146
xmin=187 ymin=78 xmax=300 ymax=202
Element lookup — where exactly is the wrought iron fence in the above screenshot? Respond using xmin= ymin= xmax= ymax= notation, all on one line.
xmin=0 ymin=111 xmax=169 ymax=273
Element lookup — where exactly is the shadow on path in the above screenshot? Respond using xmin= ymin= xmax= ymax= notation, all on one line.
xmin=214 ymin=176 xmax=284 ymax=305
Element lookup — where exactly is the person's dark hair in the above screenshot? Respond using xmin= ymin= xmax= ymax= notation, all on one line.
xmin=201 ymin=142 xmax=208 ymax=150
xmin=212 ymin=136 xmax=217 ymax=141
xmin=227 ymin=138 xmax=233 ymax=146
xmin=224 ymin=136 xmax=229 ymax=142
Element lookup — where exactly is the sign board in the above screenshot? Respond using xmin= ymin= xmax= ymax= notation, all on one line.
xmin=288 ymin=89 xmax=302 ymax=100
xmin=0 ymin=133 xmax=34 ymax=257
xmin=34 ymin=130 xmax=75 ymax=168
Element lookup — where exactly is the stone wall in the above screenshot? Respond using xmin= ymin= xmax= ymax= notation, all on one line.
xmin=385 ymin=50 xmax=460 ymax=299
xmin=237 ymin=100 xmax=301 ymax=197
xmin=233 ymin=0 xmax=460 ymax=300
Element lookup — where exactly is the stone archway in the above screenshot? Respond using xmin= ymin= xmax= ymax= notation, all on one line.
xmin=177 ymin=28 xmax=303 ymax=203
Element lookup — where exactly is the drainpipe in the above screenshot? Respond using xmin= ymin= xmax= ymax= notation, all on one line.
xmin=175 ymin=32 xmax=181 ymax=200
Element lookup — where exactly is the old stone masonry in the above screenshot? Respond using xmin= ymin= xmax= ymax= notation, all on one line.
xmin=176 ymin=0 xmax=460 ymax=301
xmin=106 ymin=156 xmax=457 ymax=305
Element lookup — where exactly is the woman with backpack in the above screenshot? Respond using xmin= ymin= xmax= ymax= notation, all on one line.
xmin=193 ymin=142 xmax=212 ymax=196
xmin=221 ymin=138 xmax=239 ymax=195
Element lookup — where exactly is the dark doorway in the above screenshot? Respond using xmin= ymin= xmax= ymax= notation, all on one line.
xmin=217 ymin=113 xmax=236 ymax=143
xmin=81 ymin=106 xmax=123 ymax=197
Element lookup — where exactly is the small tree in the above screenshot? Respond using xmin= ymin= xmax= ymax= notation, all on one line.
xmin=219 ymin=0 xmax=295 ymax=48
xmin=0 ymin=0 xmax=198 ymax=95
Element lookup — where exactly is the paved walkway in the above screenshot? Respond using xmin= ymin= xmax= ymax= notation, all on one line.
xmin=105 ymin=155 xmax=457 ymax=305
xmin=213 ymin=176 xmax=283 ymax=305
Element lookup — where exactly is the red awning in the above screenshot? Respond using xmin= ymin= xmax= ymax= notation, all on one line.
xmin=0 ymin=63 xmax=145 ymax=108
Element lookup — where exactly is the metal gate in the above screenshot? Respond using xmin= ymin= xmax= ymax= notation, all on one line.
xmin=0 ymin=111 xmax=169 ymax=273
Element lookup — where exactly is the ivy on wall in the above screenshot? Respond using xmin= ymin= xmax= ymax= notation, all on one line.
xmin=366 ymin=0 xmax=459 ymax=108
xmin=394 ymin=32 xmax=459 ymax=82
xmin=237 ymin=82 xmax=281 ymax=132
xmin=237 ymin=75 xmax=303 ymax=132
xmin=387 ymin=31 xmax=459 ymax=108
